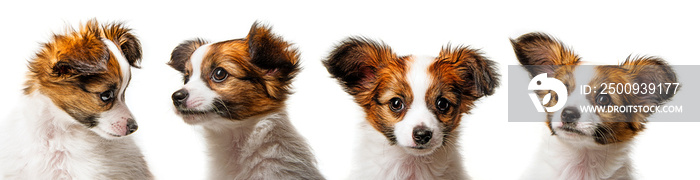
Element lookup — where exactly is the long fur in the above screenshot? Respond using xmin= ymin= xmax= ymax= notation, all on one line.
xmin=522 ymin=131 xmax=635 ymax=180
xmin=200 ymin=110 xmax=324 ymax=179
xmin=514 ymin=32 xmax=677 ymax=180
xmin=324 ymin=37 xmax=500 ymax=180
xmin=168 ymin=22 xmax=323 ymax=179
xmin=350 ymin=122 xmax=466 ymax=180
xmin=1 ymin=20 xmax=151 ymax=179
xmin=0 ymin=93 xmax=152 ymax=179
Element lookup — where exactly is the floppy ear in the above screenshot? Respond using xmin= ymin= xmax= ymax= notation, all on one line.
xmin=51 ymin=34 xmax=109 ymax=78
xmin=437 ymin=46 xmax=500 ymax=98
xmin=622 ymin=56 xmax=678 ymax=105
xmin=102 ymin=22 xmax=142 ymax=68
xmin=246 ymin=22 xmax=300 ymax=99
xmin=323 ymin=37 xmax=396 ymax=96
xmin=168 ymin=38 xmax=210 ymax=73
xmin=510 ymin=32 xmax=580 ymax=77
xmin=52 ymin=54 xmax=109 ymax=78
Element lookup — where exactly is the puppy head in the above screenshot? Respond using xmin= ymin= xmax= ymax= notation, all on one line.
xmin=25 ymin=19 xmax=142 ymax=139
xmin=512 ymin=32 xmax=677 ymax=146
xmin=168 ymin=22 xmax=299 ymax=124
xmin=324 ymin=37 xmax=499 ymax=155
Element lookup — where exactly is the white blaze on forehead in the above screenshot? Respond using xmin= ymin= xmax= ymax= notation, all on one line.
xmin=394 ymin=56 xmax=442 ymax=147
xmin=99 ymin=39 xmax=135 ymax=138
xmin=407 ymin=56 xmax=434 ymax=111
xmin=181 ymin=43 xmax=219 ymax=111
xmin=102 ymin=39 xmax=131 ymax=101
xmin=189 ymin=43 xmax=213 ymax=82
xmin=555 ymin=65 xmax=600 ymax=129
xmin=570 ymin=66 xmax=597 ymax=104
xmin=553 ymin=66 xmax=592 ymax=122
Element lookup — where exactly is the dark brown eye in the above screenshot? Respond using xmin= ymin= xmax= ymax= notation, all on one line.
xmin=183 ymin=71 xmax=191 ymax=84
xmin=436 ymin=97 xmax=450 ymax=113
xmin=389 ymin=97 xmax=404 ymax=112
xmin=183 ymin=76 xmax=190 ymax=84
xmin=596 ymin=94 xmax=611 ymax=105
xmin=100 ymin=90 xmax=115 ymax=102
xmin=211 ymin=67 xmax=228 ymax=82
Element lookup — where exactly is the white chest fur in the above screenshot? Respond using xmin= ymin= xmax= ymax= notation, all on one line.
xmin=0 ymin=94 xmax=151 ymax=179
xmin=201 ymin=111 xmax=323 ymax=180
xmin=523 ymin=134 xmax=634 ymax=180
xmin=351 ymin=122 xmax=467 ymax=180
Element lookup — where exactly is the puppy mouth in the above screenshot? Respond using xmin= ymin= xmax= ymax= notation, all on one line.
xmin=175 ymin=101 xmax=231 ymax=117
xmin=409 ymin=145 xmax=431 ymax=150
xmin=402 ymin=144 xmax=439 ymax=156
xmin=107 ymin=133 xmax=123 ymax=137
xmin=399 ymin=138 xmax=444 ymax=155
xmin=93 ymin=128 xmax=125 ymax=138
xmin=176 ymin=109 xmax=215 ymax=115
xmin=558 ymin=126 xmax=587 ymax=136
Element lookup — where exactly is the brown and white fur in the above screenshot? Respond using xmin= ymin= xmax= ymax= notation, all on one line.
xmin=513 ymin=32 xmax=678 ymax=180
xmin=324 ymin=37 xmax=500 ymax=179
xmin=168 ymin=22 xmax=323 ymax=179
xmin=0 ymin=20 xmax=152 ymax=179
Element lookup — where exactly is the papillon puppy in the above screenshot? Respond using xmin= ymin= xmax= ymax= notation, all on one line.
xmin=324 ymin=37 xmax=500 ymax=179
xmin=0 ymin=20 xmax=152 ymax=179
xmin=168 ymin=22 xmax=324 ymax=179
xmin=513 ymin=32 xmax=678 ymax=180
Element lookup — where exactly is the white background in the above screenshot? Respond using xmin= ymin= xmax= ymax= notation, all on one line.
xmin=1 ymin=1 xmax=699 ymax=179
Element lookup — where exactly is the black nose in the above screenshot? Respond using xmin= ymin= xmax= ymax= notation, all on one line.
xmin=172 ymin=89 xmax=189 ymax=106
xmin=561 ymin=107 xmax=581 ymax=123
xmin=126 ymin=118 xmax=138 ymax=135
xmin=412 ymin=126 xmax=433 ymax=145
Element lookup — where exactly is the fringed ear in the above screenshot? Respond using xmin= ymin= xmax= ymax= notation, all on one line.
xmin=102 ymin=21 xmax=142 ymax=68
xmin=51 ymin=57 xmax=108 ymax=78
xmin=246 ymin=22 xmax=300 ymax=99
xmin=622 ymin=56 xmax=678 ymax=105
xmin=629 ymin=121 xmax=646 ymax=133
xmin=323 ymin=37 xmax=396 ymax=96
xmin=437 ymin=45 xmax=500 ymax=98
xmin=51 ymin=32 xmax=109 ymax=78
xmin=168 ymin=38 xmax=210 ymax=73
xmin=510 ymin=32 xmax=580 ymax=77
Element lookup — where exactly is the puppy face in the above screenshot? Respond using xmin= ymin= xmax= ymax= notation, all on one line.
xmin=168 ymin=22 xmax=299 ymax=124
xmin=324 ymin=38 xmax=499 ymax=155
xmin=512 ymin=32 xmax=677 ymax=145
xmin=25 ymin=20 xmax=142 ymax=139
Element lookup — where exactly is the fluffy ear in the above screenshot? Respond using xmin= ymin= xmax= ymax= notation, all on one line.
xmin=246 ymin=22 xmax=300 ymax=99
xmin=323 ymin=37 xmax=395 ymax=95
xmin=510 ymin=32 xmax=579 ymax=77
xmin=102 ymin=22 xmax=142 ymax=68
xmin=437 ymin=46 xmax=500 ymax=98
xmin=622 ymin=56 xmax=678 ymax=105
xmin=52 ymin=55 xmax=109 ymax=78
xmin=51 ymin=34 xmax=109 ymax=78
xmin=247 ymin=22 xmax=300 ymax=79
xmin=168 ymin=38 xmax=210 ymax=73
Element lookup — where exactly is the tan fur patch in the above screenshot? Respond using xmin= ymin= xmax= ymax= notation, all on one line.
xmin=430 ymin=46 xmax=500 ymax=132
xmin=513 ymin=32 xmax=678 ymax=145
xmin=325 ymin=38 xmax=500 ymax=142
xmin=169 ymin=22 xmax=300 ymax=121
xmin=24 ymin=19 xmax=141 ymax=127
